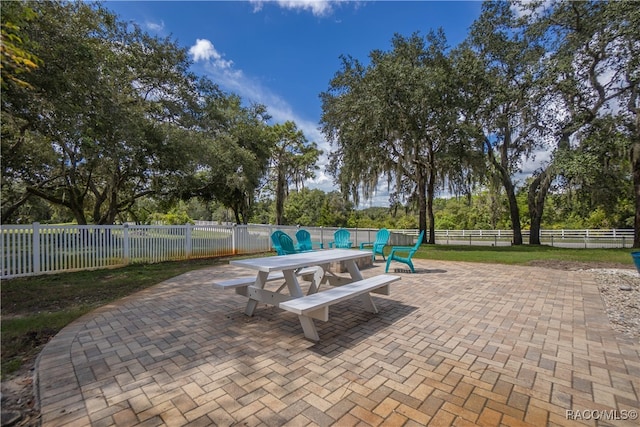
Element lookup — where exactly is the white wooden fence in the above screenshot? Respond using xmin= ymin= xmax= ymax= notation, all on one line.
xmin=428 ymin=228 xmax=635 ymax=248
xmin=1 ymin=223 xmax=634 ymax=279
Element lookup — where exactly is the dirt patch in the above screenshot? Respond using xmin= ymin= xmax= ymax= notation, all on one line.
xmin=527 ymin=259 xmax=633 ymax=271
xmin=1 ymin=364 xmax=41 ymax=426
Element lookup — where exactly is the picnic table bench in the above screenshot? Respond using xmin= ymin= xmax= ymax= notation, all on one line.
xmin=212 ymin=267 xmax=320 ymax=295
xmin=279 ymin=274 xmax=400 ymax=340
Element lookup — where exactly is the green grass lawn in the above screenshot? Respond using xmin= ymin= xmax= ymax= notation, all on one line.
xmin=1 ymin=246 xmax=636 ymax=377
xmin=414 ymin=244 xmax=634 ymax=265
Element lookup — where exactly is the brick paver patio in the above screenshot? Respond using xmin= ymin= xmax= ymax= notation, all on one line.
xmin=37 ymin=259 xmax=639 ymax=426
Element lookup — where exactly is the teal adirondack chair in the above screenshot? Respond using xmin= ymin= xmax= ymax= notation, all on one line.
xmin=359 ymin=228 xmax=390 ymax=261
xmin=270 ymin=230 xmax=288 ymax=255
xmin=278 ymin=232 xmax=300 ymax=255
xmin=328 ymin=228 xmax=352 ymax=248
xmin=385 ymin=230 xmax=425 ymax=273
xmin=295 ymin=229 xmax=322 ymax=251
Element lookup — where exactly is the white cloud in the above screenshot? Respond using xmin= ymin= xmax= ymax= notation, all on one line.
xmin=249 ymin=0 xmax=341 ymax=17
xmin=144 ymin=20 xmax=165 ymax=33
xmin=510 ymin=0 xmax=554 ymax=19
xmin=189 ymin=39 xmax=233 ymax=69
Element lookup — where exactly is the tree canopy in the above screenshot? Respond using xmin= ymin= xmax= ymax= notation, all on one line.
xmin=321 ymin=31 xmax=467 ymax=243
xmin=1 ymin=0 xmax=637 ymax=247
xmin=265 ymin=121 xmax=322 ymax=225
xmin=320 ymin=0 xmax=638 ymax=246
xmin=2 ymin=1 xmax=202 ymax=224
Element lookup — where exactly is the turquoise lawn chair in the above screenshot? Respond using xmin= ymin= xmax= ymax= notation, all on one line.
xmin=359 ymin=228 xmax=390 ymax=261
xmin=384 ymin=230 xmax=425 ymax=273
xmin=328 ymin=228 xmax=352 ymax=248
xmin=270 ymin=230 xmax=288 ymax=255
xmin=278 ymin=232 xmax=300 ymax=255
xmin=295 ymin=229 xmax=322 ymax=251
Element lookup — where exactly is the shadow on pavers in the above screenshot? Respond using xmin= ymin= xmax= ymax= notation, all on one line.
xmin=307 ymin=299 xmax=420 ymax=356
xmin=393 ymin=268 xmax=447 ymax=274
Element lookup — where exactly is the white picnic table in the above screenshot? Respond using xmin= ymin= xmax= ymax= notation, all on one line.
xmin=216 ymin=249 xmax=400 ymax=341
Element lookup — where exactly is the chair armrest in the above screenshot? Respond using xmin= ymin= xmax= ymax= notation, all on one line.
xmin=389 ymin=246 xmax=414 ymax=252
xmin=359 ymin=242 xmax=373 ymax=249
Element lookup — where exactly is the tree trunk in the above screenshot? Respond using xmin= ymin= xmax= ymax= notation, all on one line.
xmin=275 ymin=169 xmax=286 ymax=225
xmin=631 ymin=84 xmax=640 ymax=248
xmin=505 ymin=181 xmax=523 ymax=245
xmin=233 ymin=206 xmax=241 ymax=224
xmin=70 ymin=203 xmax=88 ymax=225
xmin=485 ymin=137 xmax=523 ymax=245
xmin=632 ymin=140 xmax=640 ymax=248
xmin=528 ymin=168 xmax=554 ymax=245
xmin=426 ymin=162 xmax=436 ymax=244
xmin=28 ymin=186 xmax=88 ymax=225
xmin=105 ymin=189 xmax=119 ymax=225
xmin=417 ymin=172 xmax=428 ymax=244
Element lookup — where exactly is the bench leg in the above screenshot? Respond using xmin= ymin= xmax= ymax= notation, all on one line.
xmin=359 ymin=293 xmax=378 ymax=314
xmin=298 ymin=315 xmax=320 ymax=341
xmin=245 ymin=299 xmax=259 ymax=316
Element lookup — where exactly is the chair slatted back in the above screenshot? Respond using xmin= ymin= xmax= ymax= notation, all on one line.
xmin=295 ymin=229 xmax=313 ymax=251
xmin=278 ymin=233 xmax=298 ymax=255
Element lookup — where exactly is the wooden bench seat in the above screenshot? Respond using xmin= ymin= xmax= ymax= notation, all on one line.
xmin=279 ymin=274 xmax=400 ymax=340
xmin=212 ymin=267 xmax=320 ymax=290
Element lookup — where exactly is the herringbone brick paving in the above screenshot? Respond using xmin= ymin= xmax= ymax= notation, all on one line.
xmin=37 ymin=260 xmax=639 ymax=426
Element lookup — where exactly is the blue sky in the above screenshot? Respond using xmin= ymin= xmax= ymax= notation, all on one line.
xmin=104 ymin=1 xmax=484 ymax=207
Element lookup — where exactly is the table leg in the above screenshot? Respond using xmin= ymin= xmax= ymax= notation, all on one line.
xmin=307 ymin=266 xmax=325 ymax=294
xmin=283 ymin=269 xmax=304 ymax=298
xmin=345 ymin=259 xmax=364 ymax=281
xmin=245 ymin=271 xmax=268 ymax=316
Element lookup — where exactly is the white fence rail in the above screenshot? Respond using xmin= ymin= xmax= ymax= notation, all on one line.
xmin=426 ymin=229 xmax=635 ymax=248
xmin=1 ymin=223 xmax=634 ymax=279
xmin=1 ymin=223 xmax=274 ymax=279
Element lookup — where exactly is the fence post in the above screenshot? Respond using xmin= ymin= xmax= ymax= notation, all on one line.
xmin=123 ymin=224 xmax=130 ymax=264
xmin=186 ymin=224 xmax=192 ymax=259
xmin=232 ymin=224 xmax=238 ymax=255
xmin=33 ymin=222 xmax=41 ymax=275
xmin=0 ymin=227 xmax=3 ymax=276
